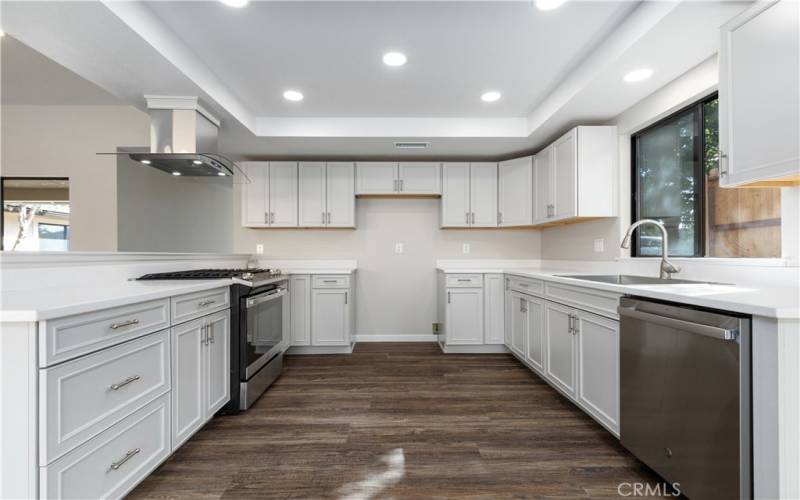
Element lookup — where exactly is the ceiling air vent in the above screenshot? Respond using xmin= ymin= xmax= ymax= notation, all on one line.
xmin=394 ymin=141 xmax=430 ymax=150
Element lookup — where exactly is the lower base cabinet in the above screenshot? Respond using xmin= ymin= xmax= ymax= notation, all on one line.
xmin=506 ymin=291 xmax=527 ymax=357
xmin=445 ymin=287 xmax=484 ymax=344
xmin=289 ymin=274 xmax=355 ymax=350
xmin=311 ymin=288 xmax=351 ymax=345
xmin=545 ymin=302 xmax=577 ymax=399
xmin=575 ymin=311 xmax=619 ymax=432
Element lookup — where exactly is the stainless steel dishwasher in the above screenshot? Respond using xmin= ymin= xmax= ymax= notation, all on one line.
xmin=618 ymin=297 xmax=751 ymax=500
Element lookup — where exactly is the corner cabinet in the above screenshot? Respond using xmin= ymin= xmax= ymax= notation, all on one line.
xmin=241 ymin=161 xmax=298 ymax=227
xmin=441 ymin=162 xmax=498 ymax=228
xmin=498 ymin=156 xmax=533 ymax=226
xmin=356 ymin=162 xmax=441 ymax=195
xmin=719 ymin=0 xmax=800 ymax=187
xmin=534 ymin=126 xmax=617 ymax=225
xmin=298 ymin=162 xmax=355 ymax=228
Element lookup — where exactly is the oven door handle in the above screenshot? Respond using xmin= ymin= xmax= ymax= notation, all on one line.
xmin=246 ymin=288 xmax=287 ymax=309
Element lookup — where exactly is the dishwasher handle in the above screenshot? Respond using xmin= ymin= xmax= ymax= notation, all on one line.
xmin=618 ymin=305 xmax=739 ymax=341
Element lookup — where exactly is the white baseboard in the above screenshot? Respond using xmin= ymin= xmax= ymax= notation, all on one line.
xmin=354 ymin=334 xmax=438 ymax=342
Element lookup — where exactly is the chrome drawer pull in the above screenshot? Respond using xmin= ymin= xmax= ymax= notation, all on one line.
xmin=110 ymin=319 xmax=139 ymax=330
xmin=198 ymin=299 xmax=216 ymax=307
xmin=456 ymin=279 xmax=472 ymax=282
xmin=110 ymin=375 xmax=140 ymax=391
xmin=323 ymin=280 xmax=338 ymax=283
xmin=109 ymin=448 xmax=141 ymax=471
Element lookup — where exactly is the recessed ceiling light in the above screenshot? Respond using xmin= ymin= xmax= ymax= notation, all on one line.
xmin=140 ymin=159 xmax=151 ymax=165
xmin=535 ymin=0 xmax=567 ymax=11
xmin=382 ymin=52 xmax=407 ymax=67
xmin=623 ymin=68 xmax=654 ymax=83
xmin=219 ymin=0 xmax=248 ymax=7
xmin=192 ymin=160 xmax=203 ymax=165
xmin=0 ymin=30 xmax=5 ymax=38
xmin=283 ymin=90 xmax=304 ymax=102
xmin=172 ymin=171 xmax=182 ymax=176
xmin=481 ymin=91 xmax=502 ymax=103
xmin=218 ymin=172 xmax=227 ymax=176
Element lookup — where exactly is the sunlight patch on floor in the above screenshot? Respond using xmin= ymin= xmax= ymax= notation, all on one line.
xmin=337 ymin=448 xmax=406 ymax=500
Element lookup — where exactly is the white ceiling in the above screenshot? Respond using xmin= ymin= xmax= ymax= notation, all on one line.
xmin=1 ymin=0 xmax=752 ymax=158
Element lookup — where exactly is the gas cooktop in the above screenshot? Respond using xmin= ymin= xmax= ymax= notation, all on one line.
xmin=138 ymin=268 xmax=281 ymax=280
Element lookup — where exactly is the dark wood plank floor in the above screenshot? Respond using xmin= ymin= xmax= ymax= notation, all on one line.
xmin=130 ymin=343 xmax=665 ymax=499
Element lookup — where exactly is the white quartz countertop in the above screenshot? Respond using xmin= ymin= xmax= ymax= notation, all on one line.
xmin=280 ymin=268 xmax=356 ymax=274
xmin=439 ymin=266 xmax=800 ymax=319
xmin=0 ymin=279 xmax=233 ymax=322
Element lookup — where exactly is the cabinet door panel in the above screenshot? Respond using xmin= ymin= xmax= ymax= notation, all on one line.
xmin=326 ymin=162 xmax=356 ymax=227
xmin=171 ymin=319 xmax=205 ymax=450
xmin=553 ymin=131 xmax=576 ymax=219
xmin=356 ymin=162 xmax=397 ymax=194
xmin=240 ymin=162 xmax=268 ymax=226
xmin=269 ymin=162 xmax=298 ymax=227
xmin=483 ymin=274 xmax=505 ymax=344
xmin=498 ymin=156 xmax=533 ymax=226
xmin=545 ymin=302 xmax=576 ymax=398
xmin=445 ymin=288 xmax=484 ymax=345
xmin=534 ymin=147 xmax=553 ymax=224
xmin=441 ymin=163 xmax=470 ymax=227
xmin=470 ymin=162 xmax=498 ymax=227
xmin=398 ymin=162 xmax=441 ymax=194
xmin=577 ymin=311 xmax=619 ymax=433
xmin=205 ymin=312 xmax=230 ymax=417
xmin=524 ymin=296 xmax=545 ymax=375
xmin=298 ymin=162 xmax=326 ymax=227
xmin=290 ymin=276 xmax=311 ymax=346
xmin=311 ymin=289 xmax=349 ymax=346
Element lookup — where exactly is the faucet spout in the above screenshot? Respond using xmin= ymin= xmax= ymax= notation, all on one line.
xmin=621 ymin=219 xmax=681 ymax=279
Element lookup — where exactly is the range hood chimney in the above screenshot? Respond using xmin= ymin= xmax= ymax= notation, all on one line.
xmin=128 ymin=96 xmax=237 ymax=177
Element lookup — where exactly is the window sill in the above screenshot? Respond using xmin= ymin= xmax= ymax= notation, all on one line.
xmin=615 ymin=257 xmax=794 ymax=267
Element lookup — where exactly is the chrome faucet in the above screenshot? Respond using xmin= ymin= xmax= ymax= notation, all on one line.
xmin=621 ymin=219 xmax=681 ymax=279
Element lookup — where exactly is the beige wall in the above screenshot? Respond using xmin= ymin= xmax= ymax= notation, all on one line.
xmin=1 ymin=105 xmax=149 ymax=251
xmin=234 ymin=193 xmax=541 ymax=336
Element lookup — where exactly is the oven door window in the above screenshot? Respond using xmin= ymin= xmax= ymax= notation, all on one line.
xmin=245 ymin=290 xmax=284 ymax=376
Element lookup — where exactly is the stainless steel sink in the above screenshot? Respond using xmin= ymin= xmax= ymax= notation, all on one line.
xmin=555 ymin=274 xmax=726 ymax=285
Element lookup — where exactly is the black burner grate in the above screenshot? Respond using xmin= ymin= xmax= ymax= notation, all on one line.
xmin=138 ymin=269 xmax=274 ymax=280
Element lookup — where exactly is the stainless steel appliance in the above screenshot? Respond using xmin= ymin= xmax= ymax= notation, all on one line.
xmin=618 ymin=297 xmax=751 ymax=500
xmin=138 ymin=268 xmax=289 ymax=412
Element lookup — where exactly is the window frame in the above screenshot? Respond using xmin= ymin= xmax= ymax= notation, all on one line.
xmin=1 ymin=176 xmax=70 ymax=251
xmin=630 ymin=93 xmax=717 ymax=258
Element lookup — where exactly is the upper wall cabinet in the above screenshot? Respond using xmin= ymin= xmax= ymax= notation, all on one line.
xmin=719 ymin=0 xmax=800 ymax=187
xmin=241 ymin=161 xmax=298 ymax=228
xmin=298 ymin=162 xmax=355 ymax=228
xmin=441 ymin=162 xmax=498 ymax=228
xmin=356 ymin=162 xmax=441 ymax=195
xmin=498 ymin=156 xmax=533 ymax=227
xmin=534 ymin=126 xmax=617 ymax=225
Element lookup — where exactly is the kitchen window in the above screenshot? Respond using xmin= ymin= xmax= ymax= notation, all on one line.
xmin=1 ymin=177 xmax=71 ymax=251
xmin=631 ymin=94 xmax=782 ymax=258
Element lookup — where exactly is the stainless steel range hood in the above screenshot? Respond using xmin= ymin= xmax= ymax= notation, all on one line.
xmin=128 ymin=96 xmax=237 ymax=177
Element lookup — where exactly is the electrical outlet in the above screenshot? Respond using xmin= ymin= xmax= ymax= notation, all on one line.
xmin=432 ymin=323 xmax=440 ymax=334
xmin=593 ymin=238 xmax=605 ymax=253
xmin=395 ymin=242 xmax=404 ymax=254
xmin=462 ymin=243 xmax=471 ymax=254
xmin=256 ymin=244 xmax=264 ymax=254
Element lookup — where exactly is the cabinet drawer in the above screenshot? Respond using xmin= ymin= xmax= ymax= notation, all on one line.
xmin=312 ymin=275 xmax=351 ymax=289
xmin=40 ymin=330 xmax=170 ymax=464
xmin=545 ymin=282 xmax=621 ymax=319
xmin=445 ymin=274 xmax=483 ymax=287
xmin=171 ymin=287 xmax=230 ymax=325
xmin=40 ymin=298 xmax=170 ymax=367
xmin=507 ymin=276 xmax=544 ymax=295
xmin=40 ymin=394 xmax=171 ymax=500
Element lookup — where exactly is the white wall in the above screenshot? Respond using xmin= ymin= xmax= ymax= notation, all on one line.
xmin=234 ymin=193 xmax=541 ymax=337
xmin=0 ymin=105 xmax=149 ymax=251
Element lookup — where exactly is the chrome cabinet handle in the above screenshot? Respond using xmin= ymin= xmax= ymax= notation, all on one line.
xmin=109 ymin=448 xmax=141 ymax=471
xmin=466 ymin=212 xmax=470 ymax=224
xmin=110 ymin=375 xmax=140 ymax=391
xmin=394 ymin=179 xmax=398 ymax=192
xmin=208 ymin=324 xmax=215 ymax=344
xmin=447 ymin=291 xmax=451 ymax=304
xmin=498 ymin=212 xmax=503 ymax=225
xmin=399 ymin=179 xmax=404 ymax=191
xmin=520 ymin=298 xmax=527 ymax=313
xmin=265 ymin=212 xmax=269 ymax=223
xmin=456 ymin=278 xmax=471 ymax=282
xmin=323 ymin=280 xmax=338 ymax=283
xmin=201 ymin=324 xmax=208 ymax=345
xmin=198 ymin=299 xmax=216 ymax=307
xmin=271 ymin=212 xmax=276 ymax=224
xmin=110 ymin=319 xmax=139 ymax=330
xmin=471 ymin=212 xmax=475 ymax=224
xmin=345 ymin=292 xmax=348 ymax=304
xmin=322 ymin=211 xmax=326 ymax=224
xmin=328 ymin=212 xmax=332 ymax=224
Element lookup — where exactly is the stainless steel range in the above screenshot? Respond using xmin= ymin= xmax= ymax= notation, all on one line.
xmin=138 ymin=268 xmax=289 ymax=412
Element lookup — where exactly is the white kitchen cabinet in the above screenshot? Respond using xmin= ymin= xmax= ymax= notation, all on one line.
xmin=240 ymin=161 xmax=298 ymax=227
xmin=290 ymin=275 xmax=311 ymax=346
xmin=445 ymin=287 xmax=484 ymax=345
xmin=534 ymin=126 xmax=617 ymax=225
xmin=356 ymin=162 xmax=441 ymax=195
xmin=544 ymin=301 xmax=576 ymax=399
xmin=576 ymin=310 xmax=619 ymax=434
xmin=506 ymin=291 xmax=527 ymax=357
xmin=483 ymin=274 xmax=505 ymax=344
xmin=311 ymin=288 xmax=351 ymax=346
xmin=719 ymin=0 xmax=800 ymax=187
xmin=298 ymin=162 xmax=355 ymax=227
xmin=524 ymin=295 xmax=546 ymax=376
xmin=441 ymin=162 xmax=497 ymax=227
xmin=498 ymin=156 xmax=533 ymax=226
xmin=170 ymin=311 xmax=229 ymax=450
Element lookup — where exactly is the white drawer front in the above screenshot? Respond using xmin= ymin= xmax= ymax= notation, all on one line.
xmin=507 ymin=276 xmax=544 ymax=295
xmin=171 ymin=287 xmax=230 ymax=325
xmin=545 ymin=282 xmax=621 ymax=319
xmin=445 ymin=274 xmax=483 ymax=287
xmin=41 ymin=394 xmax=171 ymax=500
xmin=40 ymin=299 xmax=169 ymax=367
xmin=311 ymin=275 xmax=351 ymax=289
xmin=40 ymin=330 xmax=170 ymax=464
